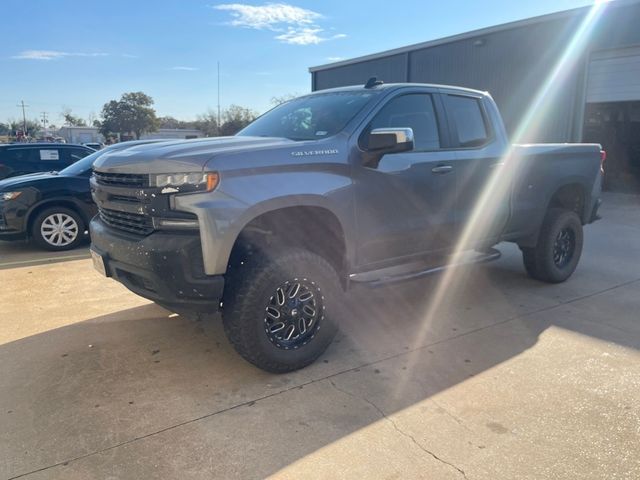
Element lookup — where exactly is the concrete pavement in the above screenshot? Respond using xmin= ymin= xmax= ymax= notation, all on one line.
xmin=1 ymin=193 xmax=639 ymax=479
xmin=0 ymin=239 xmax=89 ymax=271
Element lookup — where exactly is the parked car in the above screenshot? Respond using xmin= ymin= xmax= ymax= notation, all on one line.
xmin=83 ymin=142 xmax=104 ymax=150
xmin=0 ymin=140 xmax=166 ymax=250
xmin=89 ymin=81 xmax=604 ymax=372
xmin=0 ymin=143 xmax=94 ymax=181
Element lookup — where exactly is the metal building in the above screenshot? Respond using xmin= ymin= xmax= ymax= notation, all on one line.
xmin=309 ymin=0 xmax=640 ymax=191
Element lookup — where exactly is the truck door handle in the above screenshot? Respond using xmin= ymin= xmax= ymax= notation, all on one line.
xmin=431 ymin=165 xmax=453 ymax=174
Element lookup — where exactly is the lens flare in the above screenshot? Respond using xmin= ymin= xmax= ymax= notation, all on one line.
xmin=396 ymin=1 xmax=608 ymax=394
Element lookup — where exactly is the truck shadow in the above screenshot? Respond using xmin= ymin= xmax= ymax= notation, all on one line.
xmin=2 ymin=248 xmax=638 ymax=478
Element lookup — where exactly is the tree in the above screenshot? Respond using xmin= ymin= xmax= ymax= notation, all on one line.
xmin=219 ymin=105 xmax=257 ymax=136
xmin=270 ymin=93 xmax=299 ymax=106
xmin=0 ymin=122 xmax=9 ymax=135
xmin=157 ymin=116 xmax=196 ymax=129
xmin=193 ymin=110 xmax=219 ymax=137
xmin=61 ymin=108 xmax=87 ymax=126
xmin=99 ymin=91 xmax=158 ymax=140
xmin=87 ymin=111 xmax=97 ymax=126
xmin=9 ymin=119 xmax=41 ymax=137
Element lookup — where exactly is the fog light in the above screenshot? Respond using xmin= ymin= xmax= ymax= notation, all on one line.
xmin=153 ymin=218 xmax=200 ymax=230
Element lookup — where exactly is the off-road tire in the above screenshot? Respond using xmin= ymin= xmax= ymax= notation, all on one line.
xmin=522 ymin=208 xmax=583 ymax=283
xmin=222 ymin=248 xmax=341 ymax=373
xmin=31 ymin=207 xmax=85 ymax=251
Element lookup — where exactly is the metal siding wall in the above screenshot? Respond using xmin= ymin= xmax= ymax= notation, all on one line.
xmin=588 ymin=2 xmax=640 ymax=52
xmin=314 ymin=54 xmax=408 ymax=90
xmin=409 ymin=18 xmax=583 ymax=142
xmin=583 ymin=1 xmax=640 ymax=105
xmin=312 ymin=2 xmax=640 ymax=143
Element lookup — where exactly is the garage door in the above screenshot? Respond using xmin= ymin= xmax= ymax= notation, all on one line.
xmin=586 ymin=46 xmax=640 ymax=103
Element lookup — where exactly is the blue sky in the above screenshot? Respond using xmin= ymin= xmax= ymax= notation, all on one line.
xmin=1 ymin=0 xmax=595 ymax=125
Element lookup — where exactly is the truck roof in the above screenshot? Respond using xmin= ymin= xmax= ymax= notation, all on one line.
xmin=307 ymin=82 xmax=488 ymax=97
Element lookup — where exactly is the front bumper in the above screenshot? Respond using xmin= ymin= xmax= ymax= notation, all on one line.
xmin=0 ymin=201 xmax=27 ymax=239
xmin=90 ymin=217 xmax=224 ymax=311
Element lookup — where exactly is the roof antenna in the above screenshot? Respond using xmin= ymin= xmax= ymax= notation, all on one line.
xmin=364 ymin=76 xmax=384 ymax=89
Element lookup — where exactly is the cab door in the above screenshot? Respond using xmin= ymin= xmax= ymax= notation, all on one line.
xmin=353 ymin=91 xmax=459 ymax=267
xmin=442 ymin=93 xmax=510 ymax=247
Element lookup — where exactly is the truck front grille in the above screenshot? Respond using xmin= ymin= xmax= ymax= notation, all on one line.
xmin=93 ymin=171 xmax=148 ymax=188
xmin=98 ymin=207 xmax=154 ymax=236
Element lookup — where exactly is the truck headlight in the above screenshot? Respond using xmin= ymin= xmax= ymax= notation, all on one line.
xmin=2 ymin=191 xmax=22 ymax=201
xmin=151 ymin=172 xmax=219 ymax=193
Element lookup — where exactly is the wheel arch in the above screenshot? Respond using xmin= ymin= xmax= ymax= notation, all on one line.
xmin=546 ymin=182 xmax=588 ymax=223
xmin=26 ymin=198 xmax=89 ymax=236
xmin=517 ymin=180 xmax=588 ymax=248
xmin=227 ymin=199 xmax=351 ymax=287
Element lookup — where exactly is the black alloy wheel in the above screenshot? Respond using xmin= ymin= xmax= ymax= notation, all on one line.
xmin=552 ymin=227 xmax=576 ymax=268
xmin=264 ymin=278 xmax=323 ymax=349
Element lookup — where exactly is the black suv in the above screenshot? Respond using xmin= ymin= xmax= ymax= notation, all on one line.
xmin=0 ymin=143 xmax=94 ymax=180
xmin=0 ymin=140 xmax=167 ymax=250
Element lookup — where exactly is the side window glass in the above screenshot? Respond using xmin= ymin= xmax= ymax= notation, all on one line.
xmin=6 ymin=148 xmax=35 ymax=163
xmin=68 ymin=148 xmax=91 ymax=163
xmin=58 ymin=148 xmax=88 ymax=165
xmin=363 ymin=94 xmax=441 ymax=151
xmin=446 ymin=95 xmax=489 ymax=147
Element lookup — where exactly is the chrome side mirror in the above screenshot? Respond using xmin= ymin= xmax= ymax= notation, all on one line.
xmin=368 ymin=128 xmax=414 ymax=153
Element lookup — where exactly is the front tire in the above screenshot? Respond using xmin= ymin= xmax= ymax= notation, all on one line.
xmin=31 ymin=207 xmax=85 ymax=251
xmin=222 ymin=248 xmax=341 ymax=373
xmin=521 ymin=208 xmax=583 ymax=283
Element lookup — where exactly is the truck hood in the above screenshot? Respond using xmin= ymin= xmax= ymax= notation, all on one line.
xmin=92 ymin=136 xmax=296 ymax=174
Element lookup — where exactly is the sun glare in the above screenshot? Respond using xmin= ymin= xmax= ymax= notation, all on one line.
xmin=395 ymin=0 xmax=609 ymax=396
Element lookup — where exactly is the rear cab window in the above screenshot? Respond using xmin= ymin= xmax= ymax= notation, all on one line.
xmin=444 ymin=95 xmax=491 ymax=148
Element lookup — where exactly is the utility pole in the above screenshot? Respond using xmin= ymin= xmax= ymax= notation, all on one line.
xmin=17 ymin=100 xmax=29 ymax=133
xmin=40 ymin=112 xmax=49 ymax=140
xmin=217 ymin=61 xmax=221 ymax=136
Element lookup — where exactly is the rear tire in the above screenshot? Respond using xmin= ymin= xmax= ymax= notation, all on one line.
xmin=31 ymin=207 xmax=85 ymax=251
xmin=521 ymin=208 xmax=583 ymax=283
xmin=222 ymin=248 xmax=341 ymax=373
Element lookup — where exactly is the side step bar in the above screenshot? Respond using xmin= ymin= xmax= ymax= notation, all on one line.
xmin=349 ymin=248 xmax=502 ymax=288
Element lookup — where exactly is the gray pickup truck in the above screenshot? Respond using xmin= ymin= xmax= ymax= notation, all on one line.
xmin=90 ymin=81 xmax=604 ymax=372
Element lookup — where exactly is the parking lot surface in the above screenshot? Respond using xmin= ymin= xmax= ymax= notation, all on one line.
xmin=1 ymin=193 xmax=639 ymax=480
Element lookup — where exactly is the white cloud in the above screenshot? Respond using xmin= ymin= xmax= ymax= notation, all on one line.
xmin=275 ymin=27 xmax=324 ymax=45
xmin=215 ymin=3 xmax=320 ymax=29
xmin=327 ymin=56 xmax=344 ymax=62
xmin=171 ymin=66 xmax=199 ymax=71
xmin=12 ymin=50 xmax=108 ymax=60
xmin=214 ymin=3 xmax=346 ymax=45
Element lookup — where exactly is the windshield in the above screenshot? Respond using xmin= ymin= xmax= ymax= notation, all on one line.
xmin=59 ymin=149 xmax=103 ymax=176
xmin=237 ymin=91 xmax=377 ymax=141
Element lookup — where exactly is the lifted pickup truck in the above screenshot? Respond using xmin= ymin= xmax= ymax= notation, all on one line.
xmin=90 ymin=81 xmax=604 ymax=372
